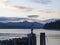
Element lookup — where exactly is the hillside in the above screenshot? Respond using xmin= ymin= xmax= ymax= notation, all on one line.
xmin=0 ymin=21 xmax=44 ymax=29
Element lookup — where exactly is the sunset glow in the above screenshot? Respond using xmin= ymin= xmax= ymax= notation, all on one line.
xmin=0 ymin=0 xmax=60 ymax=20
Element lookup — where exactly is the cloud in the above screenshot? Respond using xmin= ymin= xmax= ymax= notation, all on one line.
xmin=28 ymin=15 xmax=39 ymax=18
xmin=31 ymin=0 xmax=51 ymax=4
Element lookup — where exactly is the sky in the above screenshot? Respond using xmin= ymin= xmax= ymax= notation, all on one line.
xmin=8 ymin=0 xmax=60 ymax=12
xmin=0 ymin=0 xmax=60 ymax=20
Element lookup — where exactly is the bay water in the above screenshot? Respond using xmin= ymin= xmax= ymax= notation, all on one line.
xmin=0 ymin=29 xmax=60 ymax=45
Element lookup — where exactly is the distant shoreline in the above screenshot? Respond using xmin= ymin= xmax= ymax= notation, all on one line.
xmin=0 ymin=28 xmax=42 ymax=29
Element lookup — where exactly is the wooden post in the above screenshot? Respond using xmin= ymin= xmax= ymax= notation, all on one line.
xmin=40 ymin=33 xmax=46 ymax=45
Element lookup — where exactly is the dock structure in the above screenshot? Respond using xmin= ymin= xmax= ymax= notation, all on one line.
xmin=0 ymin=30 xmax=60 ymax=45
xmin=0 ymin=28 xmax=36 ymax=45
xmin=27 ymin=28 xmax=36 ymax=45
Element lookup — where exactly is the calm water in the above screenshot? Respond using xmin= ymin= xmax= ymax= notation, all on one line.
xmin=0 ymin=29 xmax=60 ymax=45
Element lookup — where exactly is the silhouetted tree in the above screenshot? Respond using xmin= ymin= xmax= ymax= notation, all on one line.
xmin=43 ymin=20 xmax=60 ymax=30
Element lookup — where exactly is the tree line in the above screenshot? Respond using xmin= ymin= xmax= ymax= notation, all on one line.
xmin=43 ymin=20 xmax=60 ymax=30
